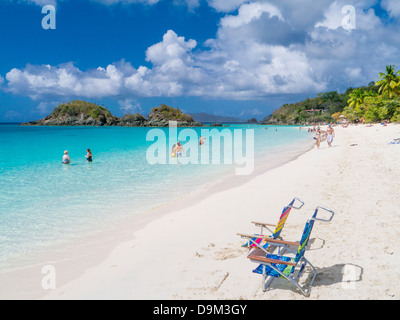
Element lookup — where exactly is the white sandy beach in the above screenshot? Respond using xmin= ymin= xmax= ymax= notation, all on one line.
xmin=3 ymin=123 xmax=400 ymax=300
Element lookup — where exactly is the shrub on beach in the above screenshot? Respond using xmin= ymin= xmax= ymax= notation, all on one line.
xmin=390 ymin=106 xmax=400 ymax=123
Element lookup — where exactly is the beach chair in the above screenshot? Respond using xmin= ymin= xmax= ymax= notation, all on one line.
xmin=241 ymin=198 xmax=304 ymax=250
xmin=242 ymin=206 xmax=334 ymax=297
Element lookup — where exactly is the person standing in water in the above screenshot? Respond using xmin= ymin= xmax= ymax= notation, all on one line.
xmin=176 ymin=142 xmax=184 ymax=157
xmin=62 ymin=150 xmax=71 ymax=164
xmin=85 ymin=149 xmax=93 ymax=162
xmin=199 ymin=136 xmax=206 ymax=145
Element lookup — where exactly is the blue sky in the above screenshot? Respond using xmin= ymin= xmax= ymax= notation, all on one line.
xmin=0 ymin=0 xmax=400 ymax=122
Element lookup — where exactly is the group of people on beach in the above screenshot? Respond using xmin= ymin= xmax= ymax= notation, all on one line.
xmin=62 ymin=149 xmax=93 ymax=164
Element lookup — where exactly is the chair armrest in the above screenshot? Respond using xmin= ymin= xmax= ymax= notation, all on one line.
xmin=262 ymin=237 xmax=300 ymax=247
xmin=247 ymin=249 xmax=297 ymax=266
xmin=238 ymin=233 xmax=264 ymax=239
xmin=251 ymin=221 xmax=276 ymax=228
xmin=237 ymin=233 xmax=299 ymax=247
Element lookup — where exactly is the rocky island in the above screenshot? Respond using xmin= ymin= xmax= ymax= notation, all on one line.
xmin=21 ymin=100 xmax=203 ymax=127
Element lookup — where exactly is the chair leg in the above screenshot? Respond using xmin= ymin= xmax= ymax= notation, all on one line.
xmin=263 ymin=276 xmax=275 ymax=292
xmin=262 ymin=265 xmax=275 ymax=292
xmin=303 ymin=261 xmax=318 ymax=296
xmin=261 ymin=259 xmax=318 ymax=297
xmin=293 ymin=259 xmax=318 ymax=297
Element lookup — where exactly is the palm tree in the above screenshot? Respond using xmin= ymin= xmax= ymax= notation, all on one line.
xmin=347 ymin=88 xmax=367 ymax=109
xmin=346 ymin=89 xmax=378 ymax=121
xmin=375 ymin=65 xmax=400 ymax=98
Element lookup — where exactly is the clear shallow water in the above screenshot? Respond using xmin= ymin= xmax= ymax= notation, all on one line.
xmin=0 ymin=124 xmax=312 ymax=271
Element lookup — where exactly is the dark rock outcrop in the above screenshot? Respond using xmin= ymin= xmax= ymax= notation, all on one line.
xmin=146 ymin=104 xmax=202 ymax=127
xmin=119 ymin=113 xmax=147 ymax=127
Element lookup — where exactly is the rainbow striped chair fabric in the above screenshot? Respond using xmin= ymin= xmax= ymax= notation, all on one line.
xmin=243 ymin=198 xmax=304 ymax=250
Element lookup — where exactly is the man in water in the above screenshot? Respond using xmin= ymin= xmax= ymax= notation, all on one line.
xmin=326 ymin=124 xmax=335 ymax=148
xmin=176 ymin=141 xmax=184 ymax=157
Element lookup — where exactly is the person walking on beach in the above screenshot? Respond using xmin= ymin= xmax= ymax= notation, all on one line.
xmin=85 ymin=149 xmax=93 ymax=162
xmin=62 ymin=150 xmax=71 ymax=164
xmin=315 ymin=128 xmax=321 ymax=149
xmin=326 ymin=124 xmax=335 ymax=147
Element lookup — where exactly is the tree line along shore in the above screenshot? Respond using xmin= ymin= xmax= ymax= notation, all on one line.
xmin=263 ymin=65 xmax=400 ymax=125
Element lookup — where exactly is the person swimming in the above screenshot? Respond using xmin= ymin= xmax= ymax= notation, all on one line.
xmin=85 ymin=149 xmax=93 ymax=162
xmin=62 ymin=150 xmax=71 ymax=164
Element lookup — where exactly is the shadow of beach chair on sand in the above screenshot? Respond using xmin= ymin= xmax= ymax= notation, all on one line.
xmin=239 ymin=206 xmax=334 ymax=297
xmin=241 ymin=198 xmax=304 ymax=252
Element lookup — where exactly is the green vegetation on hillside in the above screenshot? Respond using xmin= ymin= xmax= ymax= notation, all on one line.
xmin=22 ymin=101 xmax=202 ymax=127
xmin=343 ymin=65 xmax=400 ymax=123
xmin=51 ymin=100 xmax=112 ymax=120
xmin=265 ymin=65 xmax=400 ymax=124
xmin=264 ymin=90 xmax=351 ymax=125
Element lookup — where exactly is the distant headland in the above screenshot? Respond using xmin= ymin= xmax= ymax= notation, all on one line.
xmin=21 ymin=101 xmax=203 ymax=127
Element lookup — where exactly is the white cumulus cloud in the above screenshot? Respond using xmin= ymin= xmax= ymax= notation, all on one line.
xmin=206 ymin=0 xmax=249 ymax=12
xmin=4 ymin=0 xmax=400 ymax=103
xmin=220 ymin=2 xmax=283 ymax=28
xmin=381 ymin=0 xmax=400 ymax=18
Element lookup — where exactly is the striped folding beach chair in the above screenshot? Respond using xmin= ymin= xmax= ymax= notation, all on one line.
xmin=241 ymin=198 xmax=304 ymax=250
xmin=245 ymin=206 xmax=334 ymax=297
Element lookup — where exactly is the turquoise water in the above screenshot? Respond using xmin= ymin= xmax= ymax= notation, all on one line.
xmin=0 ymin=124 xmax=312 ymax=271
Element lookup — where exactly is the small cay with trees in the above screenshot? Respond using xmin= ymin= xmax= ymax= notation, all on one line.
xmin=22 ymin=101 xmax=203 ymax=127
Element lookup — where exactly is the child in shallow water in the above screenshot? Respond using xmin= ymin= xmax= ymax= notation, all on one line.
xmin=62 ymin=150 xmax=71 ymax=164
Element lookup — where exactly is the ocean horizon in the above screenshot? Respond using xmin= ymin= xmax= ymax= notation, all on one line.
xmin=0 ymin=123 xmax=312 ymax=272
